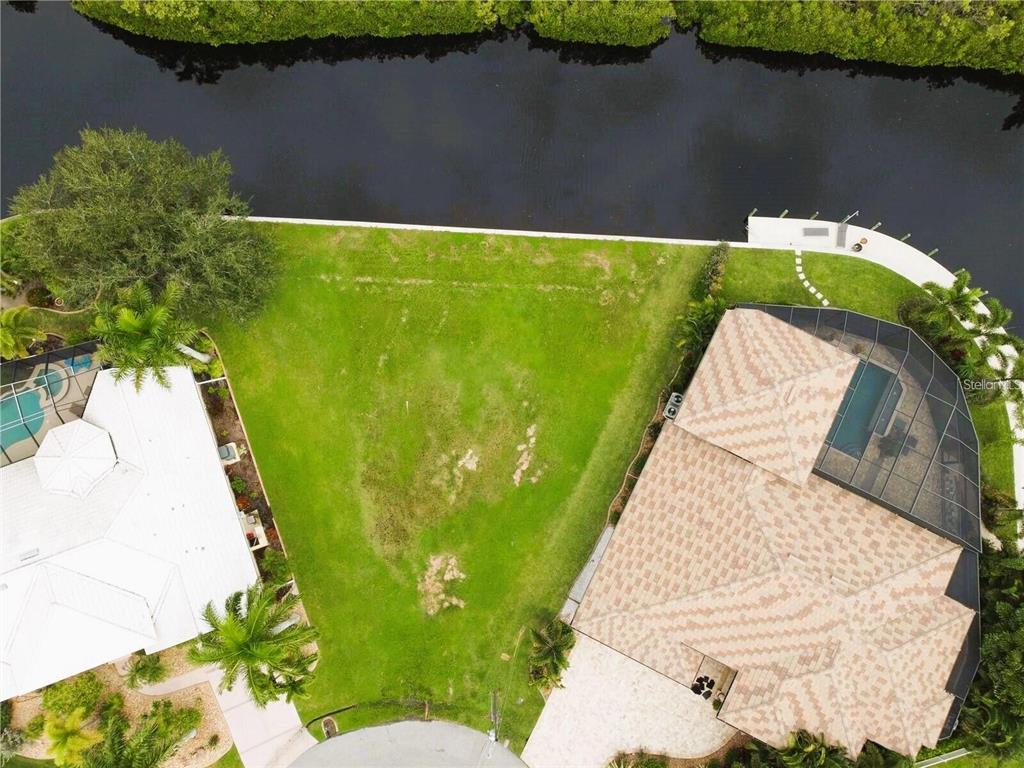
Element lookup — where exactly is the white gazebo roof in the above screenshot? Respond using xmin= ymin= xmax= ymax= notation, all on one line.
xmin=33 ymin=419 xmax=117 ymax=498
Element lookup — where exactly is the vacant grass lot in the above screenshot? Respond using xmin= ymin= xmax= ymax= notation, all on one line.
xmin=212 ymin=225 xmax=1012 ymax=749
xmin=214 ymin=225 xmax=708 ymax=745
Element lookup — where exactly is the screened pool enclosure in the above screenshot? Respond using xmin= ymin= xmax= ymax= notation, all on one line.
xmin=0 ymin=343 xmax=103 ymax=466
xmin=739 ymin=304 xmax=982 ymax=553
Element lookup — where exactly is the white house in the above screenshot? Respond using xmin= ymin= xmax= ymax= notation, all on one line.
xmin=1 ymin=367 xmax=258 ymax=699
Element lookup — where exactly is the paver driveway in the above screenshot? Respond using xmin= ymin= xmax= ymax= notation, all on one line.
xmin=522 ymin=634 xmax=736 ymax=768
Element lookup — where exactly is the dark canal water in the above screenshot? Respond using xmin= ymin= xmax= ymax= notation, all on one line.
xmin=3 ymin=2 xmax=1022 ymax=315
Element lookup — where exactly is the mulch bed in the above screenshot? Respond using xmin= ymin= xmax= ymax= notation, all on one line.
xmin=199 ymin=379 xmax=285 ymax=571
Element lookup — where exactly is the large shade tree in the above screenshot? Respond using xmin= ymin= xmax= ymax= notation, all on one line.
xmin=10 ymin=127 xmax=275 ymax=323
xmin=92 ymin=282 xmax=197 ymax=390
xmin=188 ymin=583 xmax=319 ymax=708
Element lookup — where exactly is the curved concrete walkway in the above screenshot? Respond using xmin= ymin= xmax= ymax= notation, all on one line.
xmin=289 ymin=721 xmax=526 ymax=768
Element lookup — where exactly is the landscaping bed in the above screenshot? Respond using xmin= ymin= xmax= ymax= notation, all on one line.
xmin=199 ymin=376 xmax=286 ymax=560
xmin=7 ymin=648 xmax=233 ymax=768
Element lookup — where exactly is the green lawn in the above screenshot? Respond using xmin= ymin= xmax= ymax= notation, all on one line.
xmin=25 ymin=306 xmax=95 ymax=342
xmin=945 ymin=752 xmax=1024 ymax=768
xmin=4 ymin=757 xmax=54 ymax=768
xmin=719 ymin=248 xmax=921 ymax=321
xmin=212 ymin=225 xmax=1005 ymax=749
xmin=213 ymin=224 xmax=708 ymax=747
xmin=970 ymin=398 xmax=1018 ymax=498
xmin=210 ymin=747 xmax=244 ymax=768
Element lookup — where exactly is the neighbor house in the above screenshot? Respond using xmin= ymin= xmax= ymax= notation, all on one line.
xmin=1 ymin=348 xmax=257 ymax=699
xmin=572 ymin=306 xmax=981 ymax=757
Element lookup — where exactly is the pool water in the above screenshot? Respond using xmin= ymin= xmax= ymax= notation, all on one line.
xmin=33 ymin=369 xmax=67 ymax=398
xmin=828 ymin=361 xmax=902 ymax=459
xmin=1 ymin=389 xmax=45 ymax=452
xmin=67 ymin=354 xmax=92 ymax=373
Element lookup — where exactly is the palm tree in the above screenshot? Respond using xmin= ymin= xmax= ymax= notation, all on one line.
xmin=123 ymin=653 xmax=168 ymax=690
xmin=853 ymin=743 xmax=911 ymax=768
xmin=85 ymin=698 xmax=200 ymax=768
xmin=188 ymin=583 xmax=319 ymax=708
xmin=776 ymin=731 xmax=851 ymax=768
xmin=44 ymin=708 xmax=102 ymax=767
xmin=676 ymin=295 xmax=726 ymax=380
xmin=922 ymin=269 xmax=985 ymax=324
xmin=0 ymin=306 xmax=41 ymax=359
xmin=92 ymin=281 xmax=197 ymax=391
xmin=528 ymin=618 xmax=575 ymax=689
xmin=979 ymin=297 xmax=1013 ymax=334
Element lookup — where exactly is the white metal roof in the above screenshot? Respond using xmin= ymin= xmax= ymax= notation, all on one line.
xmin=33 ymin=420 xmax=116 ymax=498
xmin=0 ymin=367 xmax=258 ymax=699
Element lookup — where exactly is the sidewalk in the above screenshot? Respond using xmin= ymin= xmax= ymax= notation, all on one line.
xmin=141 ymin=667 xmax=316 ymax=768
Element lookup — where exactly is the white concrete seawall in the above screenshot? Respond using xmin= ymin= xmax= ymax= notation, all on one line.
xmin=746 ymin=216 xmax=958 ymax=287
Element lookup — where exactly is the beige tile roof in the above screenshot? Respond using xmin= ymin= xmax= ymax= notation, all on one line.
xmin=574 ymin=427 xmax=973 ymax=758
xmin=674 ymin=309 xmax=859 ymax=485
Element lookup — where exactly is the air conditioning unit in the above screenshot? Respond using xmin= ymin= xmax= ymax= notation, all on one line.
xmin=664 ymin=392 xmax=683 ymax=420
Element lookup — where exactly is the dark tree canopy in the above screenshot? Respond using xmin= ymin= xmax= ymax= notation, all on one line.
xmin=11 ymin=127 xmax=275 ymax=324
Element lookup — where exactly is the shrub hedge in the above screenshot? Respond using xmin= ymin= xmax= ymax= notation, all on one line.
xmin=72 ymin=0 xmax=1023 ymax=73
xmin=683 ymin=1 xmax=1024 ymax=76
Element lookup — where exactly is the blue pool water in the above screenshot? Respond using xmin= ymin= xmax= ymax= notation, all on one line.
xmin=33 ymin=369 xmax=66 ymax=398
xmin=67 ymin=354 xmax=92 ymax=373
xmin=0 ymin=389 xmax=45 ymax=452
xmin=829 ymin=361 xmax=902 ymax=459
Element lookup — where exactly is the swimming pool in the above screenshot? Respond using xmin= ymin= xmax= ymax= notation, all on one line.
xmin=1 ymin=389 xmax=46 ymax=453
xmin=67 ymin=354 xmax=93 ymax=374
xmin=33 ymin=369 xmax=67 ymax=399
xmin=828 ymin=361 xmax=903 ymax=459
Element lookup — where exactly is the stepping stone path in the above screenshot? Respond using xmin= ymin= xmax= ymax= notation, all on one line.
xmin=794 ymin=251 xmax=830 ymax=306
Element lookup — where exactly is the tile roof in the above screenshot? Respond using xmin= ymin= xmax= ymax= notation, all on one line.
xmin=575 ymin=428 xmax=971 ymax=757
xmin=674 ymin=309 xmax=859 ymax=485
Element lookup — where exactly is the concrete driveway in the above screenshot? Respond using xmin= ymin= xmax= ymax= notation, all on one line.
xmin=522 ymin=634 xmax=736 ymax=768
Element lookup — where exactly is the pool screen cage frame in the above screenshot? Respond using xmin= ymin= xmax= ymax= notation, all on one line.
xmin=739 ymin=303 xmax=982 ymax=738
xmin=738 ymin=303 xmax=982 ymax=554
xmin=0 ymin=341 xmax=103 ymax=466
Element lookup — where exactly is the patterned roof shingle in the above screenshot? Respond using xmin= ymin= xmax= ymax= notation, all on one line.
xmin=674 ymin=309 xmax=859 ymax=485
xmin=574 ymin=427 xmax=972 ymax=757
